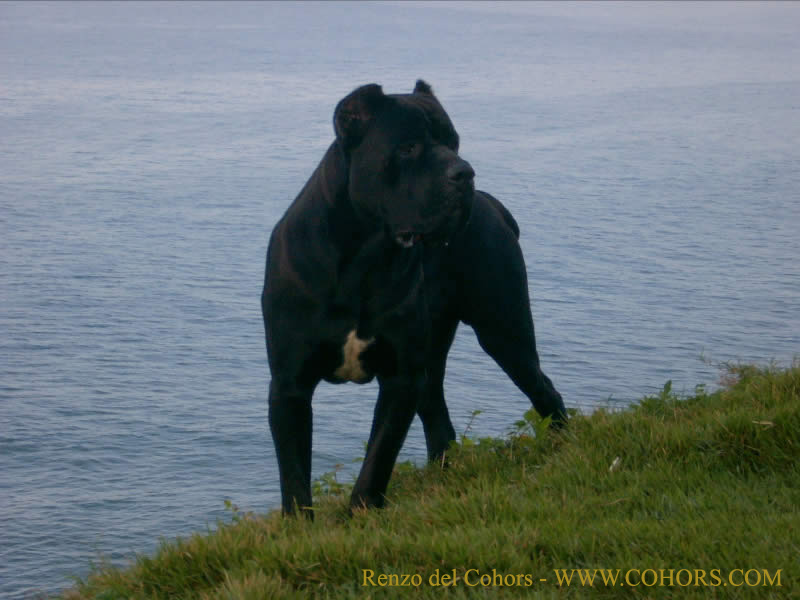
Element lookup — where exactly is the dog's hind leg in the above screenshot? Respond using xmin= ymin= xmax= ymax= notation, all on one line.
xmin=468 ymin=286 xmax=567 ymax=427
xmin=477 ymin=326 xmax=567 ymax=428
xmin=455 ymin=201 xmax=567 ymax=426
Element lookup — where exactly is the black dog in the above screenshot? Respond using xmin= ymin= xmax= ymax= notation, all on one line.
xmin=262 ymin=80 xmax=566 ymax=515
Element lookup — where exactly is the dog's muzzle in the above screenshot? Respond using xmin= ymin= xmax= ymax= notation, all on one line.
xmin=393 ymin=158 xmax=475 ymax=249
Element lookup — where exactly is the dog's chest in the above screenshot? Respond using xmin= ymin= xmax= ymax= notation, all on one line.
xmin=325 ymin=295 xmax=421 ymax=384
xmin=323 ymin=244 xmax=430 ymax=383
xmin=333 ymin=329 xmax=374 ymax=383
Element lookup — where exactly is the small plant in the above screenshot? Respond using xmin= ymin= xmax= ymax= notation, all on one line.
xmin=223 ymin=499 xmax=243 ymax=523
xmin=459 ymin=409 xmax=483 ymax=447
xmin=510 ymin=407 xmax=553 ymax=440
xmin=311 ymin=464 xmax=349 ymax=499
xmin=503 ymin=408 xmax=554 ymax=458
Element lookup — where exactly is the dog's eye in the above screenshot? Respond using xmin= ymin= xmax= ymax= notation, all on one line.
xmin=396 ymin=143 xmax=420 ymax=159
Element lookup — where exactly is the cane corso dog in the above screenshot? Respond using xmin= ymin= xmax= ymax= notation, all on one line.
xmin=262 ymin=80 xmax=566 ymax=516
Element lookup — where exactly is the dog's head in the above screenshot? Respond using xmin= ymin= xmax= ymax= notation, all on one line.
xmin=333 ymin=80 xmax=474 ymax=248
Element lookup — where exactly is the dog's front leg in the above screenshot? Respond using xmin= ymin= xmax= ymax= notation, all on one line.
xmin=350 ymin=374 xmax=423 ymax=511
xmin=268 ymin=378 xmax=315 ymax=517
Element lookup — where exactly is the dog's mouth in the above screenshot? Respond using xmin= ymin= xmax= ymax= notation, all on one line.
xmin=395 ymin=231 xmax=423 ymax=248
xmin=392 ymin=201 xmax=467 ymax=249
xmin=393 ymin=218 xmax=459 ymax=249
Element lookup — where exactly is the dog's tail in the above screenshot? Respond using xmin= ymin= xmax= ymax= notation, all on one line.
xmin=480 ymin=191 xmax=520 ymax=240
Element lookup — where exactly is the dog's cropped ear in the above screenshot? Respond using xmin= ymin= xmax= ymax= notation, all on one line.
xmin=333 ymin=83 xmax=385 ymax=150
xmin=412 ymin=80 xmax=459 ymax=152
xmin=413 ymin=79 xmax=434 ymax=96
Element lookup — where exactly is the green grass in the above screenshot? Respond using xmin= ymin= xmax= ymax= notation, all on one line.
xmin=64 ymin=363 xmax=799 ymax=598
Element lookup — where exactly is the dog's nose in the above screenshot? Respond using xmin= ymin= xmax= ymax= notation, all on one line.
xmin=447 ymin=159 xmax=475 ymax=184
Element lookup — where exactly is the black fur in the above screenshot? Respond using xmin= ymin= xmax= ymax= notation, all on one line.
xmin=262 ymin=81 xmax=565 ymax=516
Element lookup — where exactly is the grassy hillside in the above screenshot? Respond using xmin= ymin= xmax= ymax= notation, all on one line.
xmin=64 ymin=363 xmax=799 ymax=598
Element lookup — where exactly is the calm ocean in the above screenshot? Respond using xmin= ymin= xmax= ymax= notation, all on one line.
xmin=1 ymin=2 xmax=798 ymax=597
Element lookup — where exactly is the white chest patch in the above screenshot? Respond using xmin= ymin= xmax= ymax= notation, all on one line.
xmin=334 ymin=330 xmax=374 ymax=382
